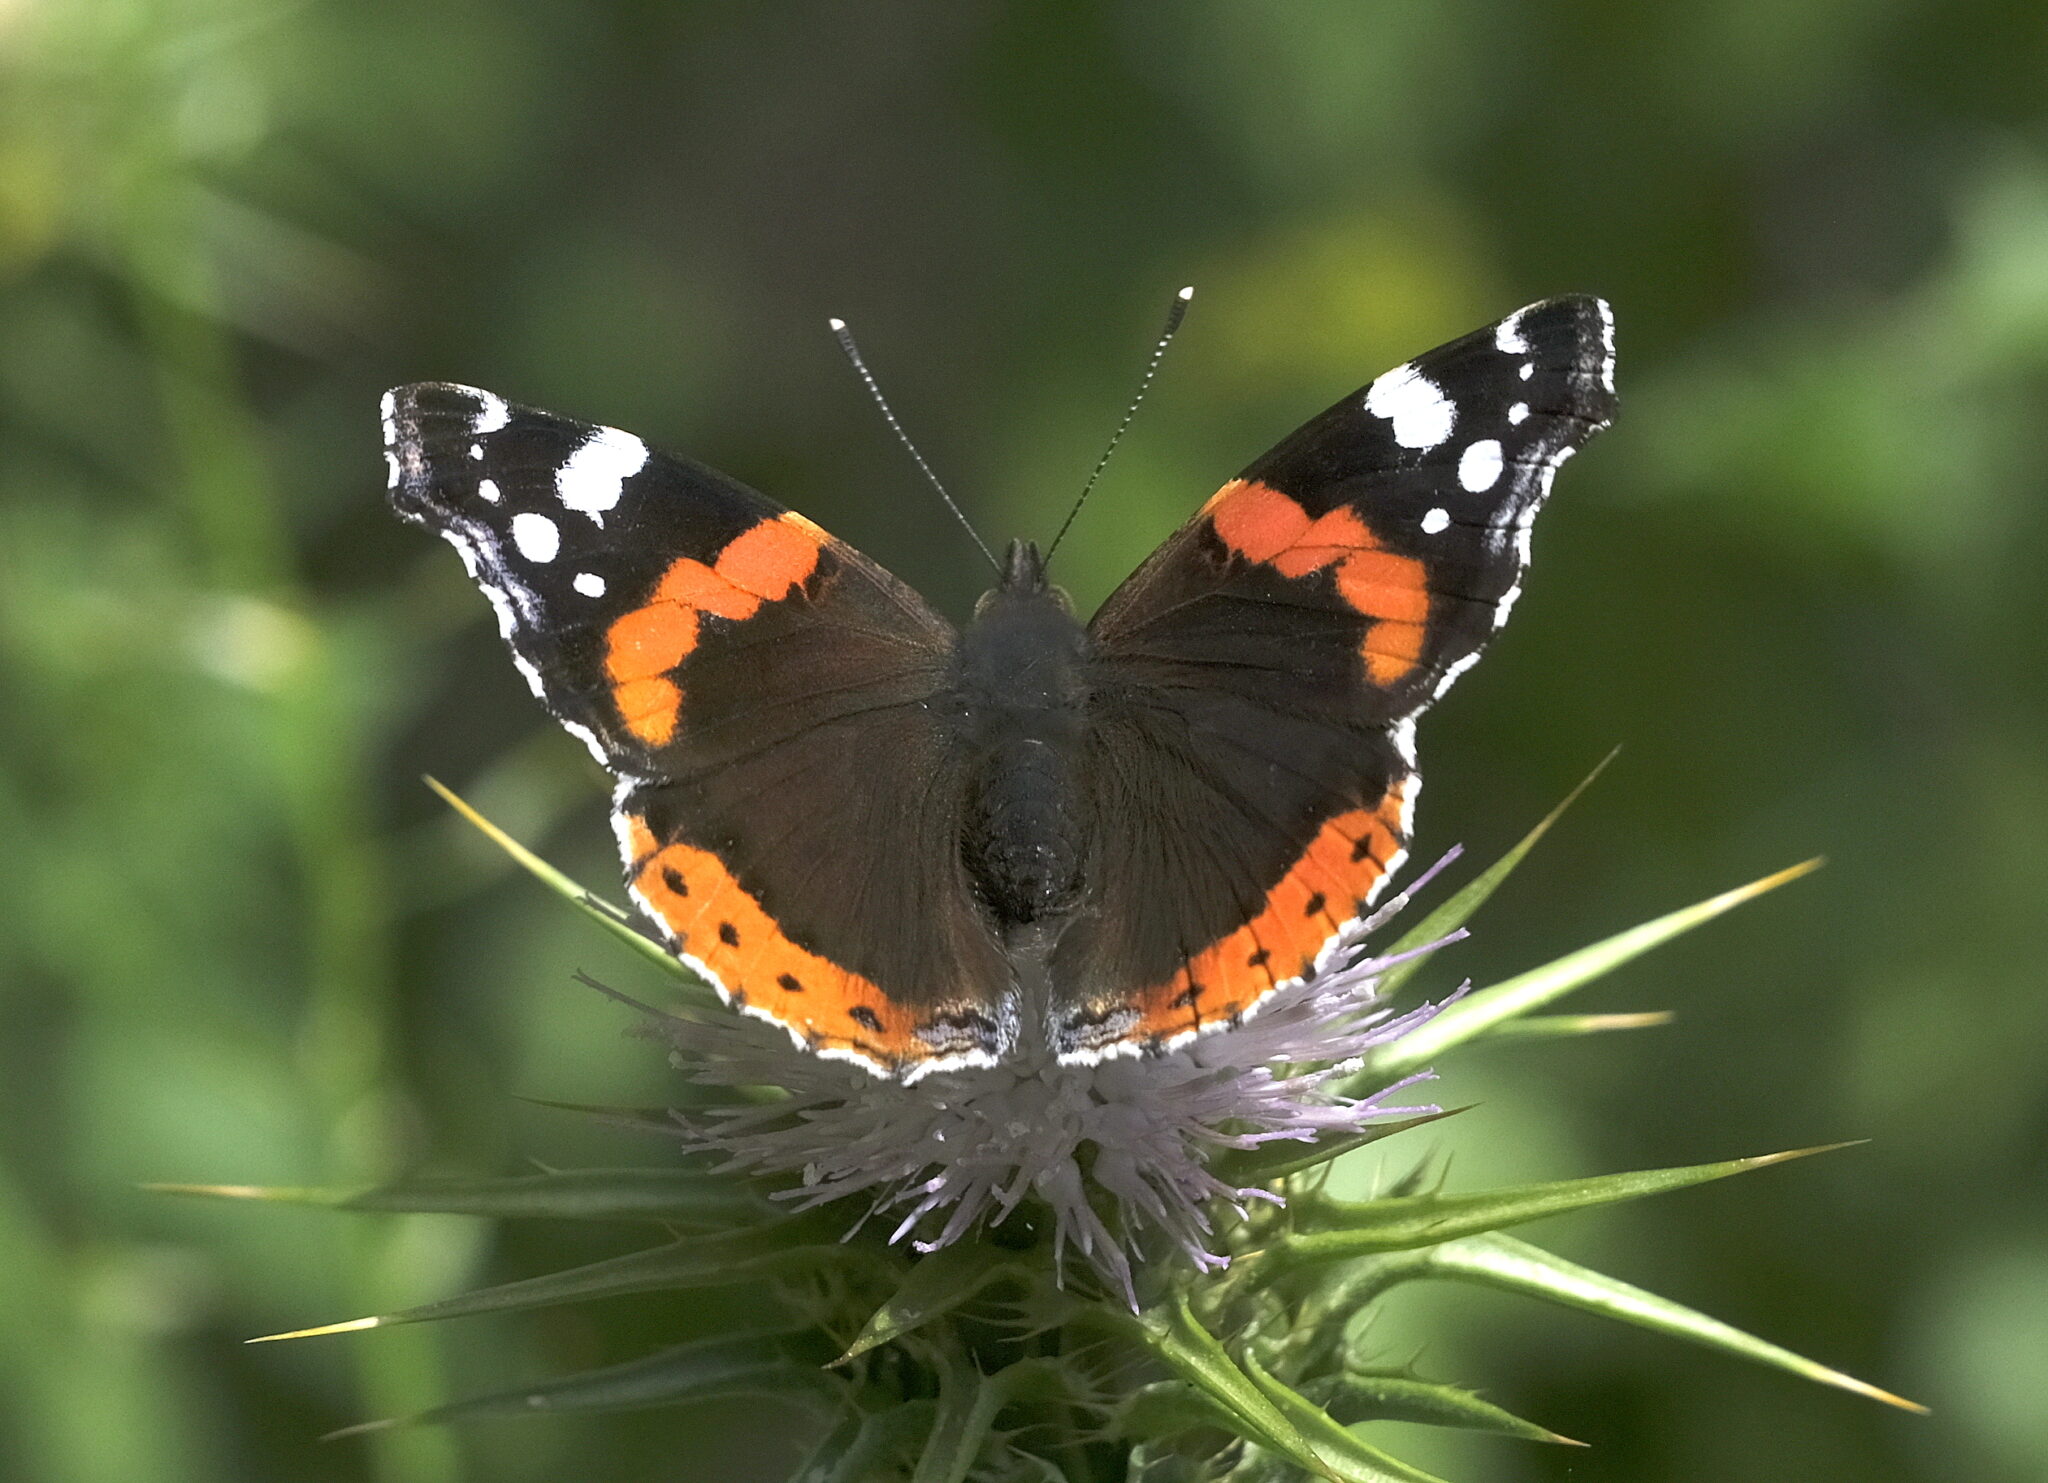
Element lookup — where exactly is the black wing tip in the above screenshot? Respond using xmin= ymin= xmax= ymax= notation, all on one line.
xmin=1501 ymin=295 xmax=1614 ymax=346
xmin=1502 ymin=292 xmax=1611 ymax=328
xmin=1499 ymin=294 xmax=1618 ymax=416
xmin=378 ymin=383 xmax=523 ymax=504
xmin=1518 ymin=290 xmax=1610 ymax=314
xmin=379 ymin=383 xmax=512 ymax=441
xmin=378 ymin=384 xmax=488 ymax=513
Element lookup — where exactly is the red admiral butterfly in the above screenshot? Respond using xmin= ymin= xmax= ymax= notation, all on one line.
xmin=385 ymin=295 xmax=1616 ymax=1080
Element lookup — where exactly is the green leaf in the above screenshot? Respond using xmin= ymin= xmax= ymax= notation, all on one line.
xmin=1257 ymin=1145 xmax=1848 ymax=1272
xmin=911 ymin=1347 xmax=1002 ymax=1483
xmin=789 ymin=1414 xmax=872 ymax=1483
xmin=1214 ymin=1447 xmax=1310 ymax=1483
xmin=1211 ymin=1108 xmax=1470 ymax=1190
xmin=1309 ymin=1370 xmax=1581 ymax=1445
xmin=791 ymin=1403 xmax=939 ymax=1483
xmin=1117 ymin=1379 xmax=1236 ymax=1440
xmin=1136 ymin=1299 xmax=1447 ymax=1482
xmin=836 ymin=1242 xmax=1020 ymax=1365
xmin=1472 ymin=1010 xmax=1673 ymax=1044
xmin=1382 ymin=1231 xmax=1926 ymax=1413
xmin=327 ymin=1329 xmax=838 ymax=1434
xmin=906 ymin=1354 xmax=1069 ymax=1483
xmin=1011 ymin=1452 xmax=1079 ymax=1483
xmin=248 ymin=1210 xmax=852 ymax=1341
xmin=149 ymin=1167 xmax=765 ymax=1226
xmin=1373 ymin=750 xmax=1618 ymax=1001
xmin=426 ymin=776 xmax=715 ymax=998
xmin=1133 ymin=1298 xmax=1335 ymax=1479
xmin=1239 ymin=1349 xmax=1454 ymax=1483
xmin=1356 ymin=858 xmax=1821 ymax=1087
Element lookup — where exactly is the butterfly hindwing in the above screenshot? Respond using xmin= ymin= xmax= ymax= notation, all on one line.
xmin=1051 ymin=296 xmax=1617 ymax=1055
xmin=384 ymin=383 xmax=1012 ymax=1076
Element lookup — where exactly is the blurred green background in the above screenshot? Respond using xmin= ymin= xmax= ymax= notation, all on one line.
xmin=3 ymin=1 xmax=2045 ymax=1479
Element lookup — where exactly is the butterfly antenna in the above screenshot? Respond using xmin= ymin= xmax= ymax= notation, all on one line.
xmin=829 ymin=317 xmax=1001 ymax=574
xmin=1045 ymin=285 xmax=1193 ymax=564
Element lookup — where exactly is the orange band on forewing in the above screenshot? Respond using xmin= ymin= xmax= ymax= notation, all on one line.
xmin=1204 ymin=480 xmax=1432 ymax=685
xmin=715 ymin=516 xmax=823 ymax=599
xmin=603 ymin=514 xmax=829 ymax=747
xmin=1270 ymin=506 xmax=1374 ymax=577
xmin=654 ymin=558 xmax=761 ymax=620
xmin=1334 ymin=549 xmax=1431 ymax=623
xmin=612 ymin=677 xmax=683 ymax=744
xmin=1363 ymin=624 xmax=1427 ymax=685
xmin=1209 ymin=479 xmax=1311 ymax=563
xmin=622 ymin=814 xmax=927 ymax=1072
xmin=606 ymin=603 xmax=702 ymax=681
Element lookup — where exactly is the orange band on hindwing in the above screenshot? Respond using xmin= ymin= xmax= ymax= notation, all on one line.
xmin=601 ymin=514 xmax=826 ymax=747
xmin=621 ymin=813 xmax=930 ymax=1072
xmin=1130 ymin=776 xmax=1414 ymax=1045
xmin=1206 ymin=479 xmax=1431 ymax=685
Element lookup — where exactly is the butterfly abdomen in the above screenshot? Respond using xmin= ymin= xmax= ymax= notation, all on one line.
xmin=965 ymin=734 xmax=1086 ymax=925
xmin=953 ymin=557 xmax=1093 ymax=929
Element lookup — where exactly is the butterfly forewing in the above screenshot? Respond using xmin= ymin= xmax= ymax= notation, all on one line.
xmin=384 ymin=383 xmax=795 ymax=770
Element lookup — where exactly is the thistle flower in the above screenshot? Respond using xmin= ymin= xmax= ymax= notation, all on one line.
xmin=166 ymin=774 xmax=1926 ymax=1480
xmin=635 ymin=895 xmax=1456 ymax=1306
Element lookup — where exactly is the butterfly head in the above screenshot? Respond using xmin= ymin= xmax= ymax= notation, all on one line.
xmin=971 ymin=539 xmax=1077 ymax=627
xmin=1001 ymin=537 xmax=1046 ymax=592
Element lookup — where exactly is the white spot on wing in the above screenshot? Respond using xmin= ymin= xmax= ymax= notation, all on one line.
xmin=442 ymin=530 xmax=520 ymax=644
xmin=1594 ymin=297 xmax=1617 ymax=393
xmin=1457 ymin=439 xmax=1504 ymax=493
xmin=468 ymin=443 xmax=484 ymax=460
xmin=383 ymin=452 xmax=400 ymax=489
xmin=1390 ymin=716 xmax=1418 ymax=768
xmin=511 ymin=511 xmax=560 ymax=563
xmin=471 ymin=578 xmax=518 ymax=643
xmin=609 ymin=807 xmax=643 ymax=872
xmin=1495 ymin=308 xmax=1531 ymax=355
xmin=1509 ymin=402 xmax=1530 ymax=424
xmin=1363 ymin=363 xmax=1456 ymax=450
xmin=477 ymin=478 xmax=502 ymax=503
xmin=573 ymin=571 xmax=607 ymax=597
xmin=509 ymin=651 xmax=548 ymax=700
xmin=1389 ymin=771 xmax=1419 ymax=840
xmin=1489 ymin=498 xmax=1545 ymax=630
xmin=441 ymin=529 xmax=482 ymax=579
xmin=559 ymin=717 xmax=606 ymax=764
xmin=1420 ymin=506 xmax=1451 ymax=535
xmin=556 ymin=426 xmax=648 ymax=522
xmin=468 ymin=389 xmax=512 ymax=434
xmin=1518 ymin=363 xmax=1534 ymax=381
xmin=1431 ymin=648 xmax=1483 ymax=699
